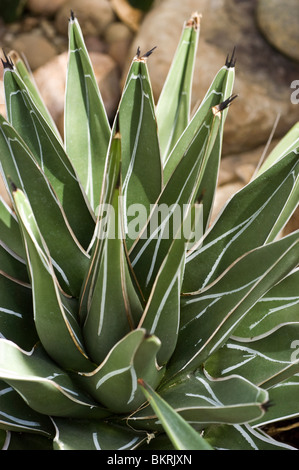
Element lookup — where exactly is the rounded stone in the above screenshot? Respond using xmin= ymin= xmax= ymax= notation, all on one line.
xmin=256 ymin=0 xmax=299 ymax=62
xmin=55 ymin=0 xmax=115 ymax=36
xmin=11 ymin=33 xmax=57 ymax=70
xmin=27 ymin=0 xmax=68 ymax=17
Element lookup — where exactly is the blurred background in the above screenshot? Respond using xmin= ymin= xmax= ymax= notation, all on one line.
xmin=0 ymin=0 xmax=298 ymax=230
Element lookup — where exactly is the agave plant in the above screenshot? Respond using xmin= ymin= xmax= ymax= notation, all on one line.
xmin=0 ymin=12 xmax=298 ymax=451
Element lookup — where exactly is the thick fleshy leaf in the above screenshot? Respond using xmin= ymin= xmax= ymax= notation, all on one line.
xmin=119 ymin=49 xmax=162 ymax=250
xmin=233 ymin=268 xmax=299 ymax=338
xmin=129 ymin=369 xmax=268 ymax=430
xmin=0 ymin=116 xmax=89 ymax=296
xmin=129 ymin=98 xmax=227 ymax=299
xmin=257 ymin=122 xmax=299 ymax=175
xmin=252 ymin=374 xmax=299 ymax=428
xmin=205 ymin=323 xmax=299 ymax=389
xmin=0 ymin=244 xmax=28 ymax=283
xmin=0 ymin=340 xmax=110 ymax=419
xmin=1 ymin=431 xmax=54 ymax=450
xmin=183 ymin=148 xmax=299 ymax=293
xmin=65 ymin=15 xmax=110 ymax=210
xmin=3 ymin=61 xmax=95 ymax=250
xmin=193 ymin=53 xmax=236 ymax=231
xmin=156 ymin=13 xmax=200 ymax=163
xmin=137 ymin=217 xmax=190 ymax=366
xmin=163 ymin=54 xmax=236 ymax=185
xmin=9 ymin=50 xmax=61 ymax=138
xmin=167 ymin=230 xmax=299 ymax=379
xmin=83 ymin=190 xmax=142 ymax=364
xmin=78 ymin=329 xmax=163 ymax=413
xmin=204 ymin=423 xmax=295 ymax=450
xmin=138 ymin=379 xmax=213 ymax=450
xmin=53 ymin=418 xmax=146 ymax=450
xmin=0 ymin=195 xmax=25 ymax=259
xmin=0 ymin=271 xmax=37 ymax=350
xmin=0 ymin=381 xmax=54 ymax=436
xmin=13 ymin=188 xmax=93 ymax=371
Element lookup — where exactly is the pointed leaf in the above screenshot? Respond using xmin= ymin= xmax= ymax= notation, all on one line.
xmin=205 ymin=323 xmax=299 ymax=389
xmin=9 ymin=50 xmax=61 ymax=138
xmin=65 ymin=15 xmax=110 ymax=210
xmin=0 ymin=116 xmax=89 ymax=296
xmin=138 ymin=379 xmax=213 ymax=450
xmin=13 ymin=188 xmax=93 ymax=371
xmin=234 ymin=268 xmax=299 ymax=338
xmin=0 ymin=244 xmax=28 ymax=283
xmin=167 ymin=231 xmax=299 ymax=379
xmin=0 ymin=271 xmax=37 ymax=350
xmin=119 ymin=50 xmax=162 ymax=250
xmin=79 ymin=329 xmax=163 ymax=413
xmin=0 ymin=195 xmax=25 ymax=259
xmin=204 ymin=423 xmax=295 ymax=450
xmin=53 ymin=418 xmax=145 ymax=450
xmin=183 ymin=148 xmax=299 ymax=293
xmin=156 ymin=13 xmax=201 ymax=162
xmin=3 ymin=62 xmax=95 ymax=249
xmin=0 ymin=381 xmax=54 ymax=436
xmin=0 ymin=340 xmax=110 ymax=419
xmin=130 ymin=100 xmax=226 ymax=299
xmin=83 ymin=190 xmax=142 ymax=364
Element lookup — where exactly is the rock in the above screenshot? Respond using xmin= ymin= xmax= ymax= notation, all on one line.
xmin=127 ymin=0 xmax=299 ymax=155
xmin=257 ymin=0 xmax=299 ymax=63
xmin=110 ymin=0 xmax=143 ymax=32
xmin=11 ymin=32 xmax=57 ymax=70
xmin=33 ymin=51 xmax=120 ymax=135
xmin=55 ymin=0 xmax=115 ymax=36
xmin=105 ymin=22 xmax=133 ymax=68
xmin=27 ymin=0 xmax=68 ymax=17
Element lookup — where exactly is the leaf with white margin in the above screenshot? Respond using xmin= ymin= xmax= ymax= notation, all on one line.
xmin=53 ymin=418 xmax=146 ymax=450
xmin=0 ymin=340 xmax=110 ymax=419
xmin=204 ymin=423 xmax=296 ymax=450
xmin=0 ymin=380 xmax=54 ymax=436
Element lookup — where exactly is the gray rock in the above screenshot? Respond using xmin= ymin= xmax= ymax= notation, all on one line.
xmin=257 ymin=0 xmax=299 ymax=63
xmin=127 ymin=0 xmax=299 ymax=155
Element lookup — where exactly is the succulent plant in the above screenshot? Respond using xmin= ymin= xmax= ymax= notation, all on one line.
xmin=0 ymin=12 xmax=298 ymax=450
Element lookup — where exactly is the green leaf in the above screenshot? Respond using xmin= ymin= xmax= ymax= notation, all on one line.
xmin=167 ymin=230 xmax=299 ymax=379
xmin=3 ymin=63 xmax=95 ymax=250
xmin=0 ymin=116 xmax=90 ymax=296
xmin=12 ymin=188 xmax=93 ymax=371
xmin=0 ymin=381 xmax=54 ymax=436
xmin=2 ymin=431 xmax=54 ymax=450
xmin=163 ymin=56 xmax=236 ymax=184
xmin=65 ymin=15 xmax=111 ymax=210
xmin=0 ymin=271 xmax=37 ymax=350
xmin=183 ymin=148 xmax=299 ymax=293
xmin=156 ymin=13 xmax=200 ymax=163
xmin=129 ymin=369 xmax=268 ymax=430
xmin=204 ymin=423 xmax=295 ymax=450
xmin=53 ymin=419 xmax=146 ymax=450
xmin=0 ymin=340 xmax=110 ymax=419
xmin=130 ymin=98 xmax=226 ymax=300
xmin=78 ymin=329 xmax=163 ymax=413
xmin=252 ymin=374 xmax=299 ymax=428
xmin=0 ymin=195 xmax=25 ymax=259
xmin=233 ymin=268 xmax=299 ymax=338
xmin=258 ymin=122 xmax=299 ymax=175
xmin=10 ymin=50 xmax=61 ymax=138
xmin=0 ymin=244 xmax=29 ymax=283
xmin=138 ymin=379 xmax=213 ymax=450
xmin=119 ymin=49 xmax=162 ymax=250
xmin=205 ymin=323 xmax=299 ymax=389
xmin=83 ymin=190 xmax=143 ymax=364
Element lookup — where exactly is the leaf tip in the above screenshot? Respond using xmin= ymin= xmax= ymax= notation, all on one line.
xmin=186 ymin=12 xmax=202 ymax=30
xmin=70 ymin=9 xmax=75 ymax=22
xmin=225 ymin=46 xmax=237 ymax=68
xmin=212 ymin=94 xmax=238 ymax=116
xmin=134 ymin=46 xmax=157 ymax=62
xmin=1 ymin=50 xmax=14 ymax=70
